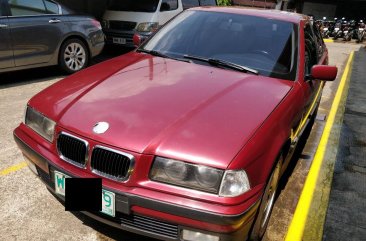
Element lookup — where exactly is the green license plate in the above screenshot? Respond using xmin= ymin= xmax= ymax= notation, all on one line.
xmin=54 ymin=171 xmax=116 ymax=217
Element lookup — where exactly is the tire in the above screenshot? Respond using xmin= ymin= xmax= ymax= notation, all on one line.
xmin=249 ymin=154 xmax=283 ymax=241
xmin=59 ymin=39 xmax=89 ymax=74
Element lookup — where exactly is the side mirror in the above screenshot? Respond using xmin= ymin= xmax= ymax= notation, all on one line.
xmin=133 ymin=33 xmax=144 ymax=47
xmin=309 ymin=65 xmax=338 ymax=81
xmin=160 ymin=2 xmax=170 ymax=12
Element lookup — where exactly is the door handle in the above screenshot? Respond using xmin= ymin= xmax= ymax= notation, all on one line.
xmin=0 ymin=24 xmax=8 ymax=28
xmin=49 ymin=19 xmax=61 ymax=24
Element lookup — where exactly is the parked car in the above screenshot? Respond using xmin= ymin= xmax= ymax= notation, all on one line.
xmin=14 ymin=7 xmax=337 ymax=241
xmin=102 ymin=0 xmax=217 ymax=47
xmin=0 ymin=0 xmax=104 ymax=74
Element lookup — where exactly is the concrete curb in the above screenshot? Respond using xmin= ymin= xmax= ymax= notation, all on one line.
xmin=324 ymin=39 xmax=334 ymax=43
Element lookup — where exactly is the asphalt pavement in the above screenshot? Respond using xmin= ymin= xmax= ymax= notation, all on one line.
xmin=323 ymin=47 xmax=366 ymax=241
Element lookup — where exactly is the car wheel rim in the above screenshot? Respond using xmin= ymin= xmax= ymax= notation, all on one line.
xmin=260 ymin=158 xmax=282 ymax=230
xmin=64 ymin=43 xmax=86 ymax=71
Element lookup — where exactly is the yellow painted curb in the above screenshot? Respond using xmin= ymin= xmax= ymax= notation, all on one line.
xmin=0 ymin=161 xmax=27 ymax=176
xmin=285 ymin=52 xmax=355 ymax=241
xmin=324 ymin=39 xmax=334 ymax=43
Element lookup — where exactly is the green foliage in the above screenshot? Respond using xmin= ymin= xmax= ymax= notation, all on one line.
xmin=218 ymin=0 xmax=232 ymax=6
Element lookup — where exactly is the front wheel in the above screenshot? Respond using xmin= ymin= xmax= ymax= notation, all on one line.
xmin=59 ymin=39 xmax=89 ymax=74
xmin=249 ymin=154 xmax=283 ymax=241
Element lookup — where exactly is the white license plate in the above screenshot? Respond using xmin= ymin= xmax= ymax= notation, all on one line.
xmin=359 ymin=28 xmax=364 ymax=31
xmin=101 ymin=190 xmax=115 ymax=217
xmin=344 ymin=31 xmax=348 ymax=34
xmin=335 ymin=28 xmax=339 ymax=31
xmin=54 ymin=171 xmax=116 ymax=217
xmin=112 ymin=37 xmax=126 ymax=44
xmin=323 ymin=28 xmax=328 ymax=31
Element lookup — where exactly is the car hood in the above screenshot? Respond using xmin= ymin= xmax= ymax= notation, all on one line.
xmin=32 ymin=53 xmax=293 ymax=169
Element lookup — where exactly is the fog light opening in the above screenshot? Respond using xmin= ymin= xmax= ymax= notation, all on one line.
xmin=182 ymin=229 xmax=220 ymax=241
xmin=23 ymin=155 xmax=38 ymax=176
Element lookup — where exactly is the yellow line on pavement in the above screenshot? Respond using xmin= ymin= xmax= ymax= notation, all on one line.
xmin=285 ymin=51 xmax=355 ymax=241
xmin=0 ymin=161 xmax=27 ymax=176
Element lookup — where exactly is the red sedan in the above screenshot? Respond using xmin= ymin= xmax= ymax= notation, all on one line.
xmin=14 ymin=7 xmax=337 ymax=241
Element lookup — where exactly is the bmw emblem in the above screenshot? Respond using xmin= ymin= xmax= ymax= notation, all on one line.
xmin=93 ymin=122 xmax=109 ymax=134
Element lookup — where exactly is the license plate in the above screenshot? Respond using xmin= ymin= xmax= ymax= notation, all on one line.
xmin=323 ymin=28 xmax=328 ymax=31
xmin=335 ymin=28 xmax=339 ymax=31
xmin=359 ymin=28 xmax=364 ymax=31
xmin=54 ymin=170 xmax=69 ymax=196
xmin=54 ymin=171 xmax=116 ymax=217
xmin=101 ymin=190 xmax=115 ymax=217
xmin=112 ymin=37 xmax=126 ymax=44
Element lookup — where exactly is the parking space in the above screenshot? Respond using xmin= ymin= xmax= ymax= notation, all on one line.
xmin=0 ymin=43 xmax=362 ymax=241
xmin=263 ymin=42 xmax=361 ymax=241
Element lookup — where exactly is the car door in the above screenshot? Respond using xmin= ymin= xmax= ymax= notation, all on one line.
xmin=7 ymin=0 xmax=65 ymax=67
xmin=0 ymin=0 xmax=14 ymax=69
xmin=158 ymin=0 xmax=182 ymax=25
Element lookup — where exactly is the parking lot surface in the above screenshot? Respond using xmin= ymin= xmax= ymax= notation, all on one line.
xmin=0 ymin=43 xmax=361 ymax=241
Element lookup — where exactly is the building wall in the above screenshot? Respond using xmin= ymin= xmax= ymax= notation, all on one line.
xmin=57 ymin=0 xmax=108 ymax=20
xmin=298 ymin=0 xmax=366 ymax=19
xmin=302 ymin=2 xmax=337 ymax=19
xmin=233 ymin=0 xmax=279 ymax=9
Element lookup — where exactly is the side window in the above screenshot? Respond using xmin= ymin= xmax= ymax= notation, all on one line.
xmin=161 ymin=0 xmax=178 ymax=11
xmin=182 ymin=0 xmax=199 ymax=10
xmin=199 ymin=0 xmax=217 ymax=6
xmin=304 ymin=24 xmax=317 ymax=76
xmin=0 ymin=0 xmax=8 ymax=16
xmin=8 ymin=0 xmax=46 ymax=16
xmin=44 ymin=0 xmax=59 ymax=14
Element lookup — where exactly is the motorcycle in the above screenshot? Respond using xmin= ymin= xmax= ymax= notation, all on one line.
xmin=333 ymin=19 xmax=344 ymax=40
xmin=322 ymin=21 xmax=332 ymax=38
xmin=343 ymin=20 xmax=357 ymax=41
xmin=327 ymin=20 xmax=336 ymax=38
xmin=319 ymin=17 xmax=328 ymax=38
xmin=357 ymin=20 xmax=365 ymax=43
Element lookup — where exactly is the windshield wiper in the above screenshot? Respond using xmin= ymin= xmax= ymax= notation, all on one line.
xmin=183 ymin=55 xmax=258 ymax=75
xmin=137 ymin=49 xmax=191 ymax=63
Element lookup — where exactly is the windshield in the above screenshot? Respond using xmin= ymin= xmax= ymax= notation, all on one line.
xmin=108 ymin=0 xmax=160 ymax=13
xmin=141 ymin=10 xmax=298 ymax=80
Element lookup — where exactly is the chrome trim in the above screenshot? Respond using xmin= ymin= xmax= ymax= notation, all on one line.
xmin=57 ymin=132 xmax=89 ymax=169
xmin=91 ymin=145 xmax=135 ymax=182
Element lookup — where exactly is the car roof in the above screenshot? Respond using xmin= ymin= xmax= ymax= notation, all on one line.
xmin=190 ymin=6 xmax=308 ymax=24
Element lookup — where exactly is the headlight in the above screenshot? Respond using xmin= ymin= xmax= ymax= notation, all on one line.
xmin=101 ymin=20 xmax=109 ymax=29
xmin=25 ymin=106 xmax=56 ymax=142
xmin=219 ymin=170 xmax=250 ymax=197
xmin=150 ymin=157 xmax=224 ymax=194
xmin=136 ymin=22 xmax=159 ymax=32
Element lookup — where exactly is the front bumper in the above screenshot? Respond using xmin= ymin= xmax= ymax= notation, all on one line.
xmin=14 ymin=128 xmax=259 ymax=241
xmin=90 ymin=41 xmax=104 ymax=58
xmin=103 ymin=29 xmax=136 ymax=47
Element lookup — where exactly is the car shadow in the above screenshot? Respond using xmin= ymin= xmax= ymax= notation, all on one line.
xmin=0 ymin=46 xmax=133 ymax=90
xmin=0 ymin=66 xmax=66 ymax=89
xmin=277 ymin=116 xmax=315 ymax=193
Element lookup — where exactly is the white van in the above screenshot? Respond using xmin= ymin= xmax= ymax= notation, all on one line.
xmin=102 ymin=0 xmax=217 ymax=47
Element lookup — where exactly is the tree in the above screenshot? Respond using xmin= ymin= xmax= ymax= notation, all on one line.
xmin=218 ymin=0 xmax=232 ymax=6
